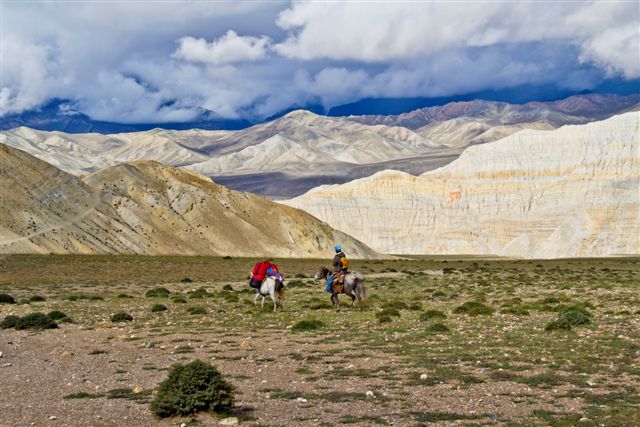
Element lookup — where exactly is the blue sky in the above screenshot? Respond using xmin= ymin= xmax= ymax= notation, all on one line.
xmin=1 ymin=1 xmax=639 ymax=123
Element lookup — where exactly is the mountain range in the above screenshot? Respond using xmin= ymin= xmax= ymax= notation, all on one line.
xmin=1 ymin=93 xmax=637 ymax=199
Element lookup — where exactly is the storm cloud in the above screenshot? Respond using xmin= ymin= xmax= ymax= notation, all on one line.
xmin=1 ymin=1 xmax=638 ymax=122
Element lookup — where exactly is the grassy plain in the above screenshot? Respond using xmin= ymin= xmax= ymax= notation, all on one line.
xmin=0 ymin=255 xmax=638 ymax=426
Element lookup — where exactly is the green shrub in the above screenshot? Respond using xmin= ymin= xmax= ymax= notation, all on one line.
xmin=432 ymin=291 xmax=446 ymax=298
xmin=89 ymin=296 xmax=104 ymax=301
xmin=188 ymin=306 xmax=207 ymax=315
xmin=376 ymin=308 xmax=400 ymax=319
xmin=146 ymin=287 xmax=170 ymax=298
xmin=222 ymin=284 xmax=234 ymax=291
xmin=294 ymin=273 xmax=305 ymax=278
xmin=180 ymin=277 xmax=193 ymax=283
xmin=292 ymin=319 xmax=325 ymax=332
xmin=172 ymin=296 xmax=187 ymax=304
xmin=420 ymin=310 xmax=447 ymax=321
xmin=150 ymin=360 xmax=234 ymax=417
xmin=428 ymin=322 xmax=450 ymax=333
xmin=29 ymin=295 xmax=46 ymax=302
xmin=151 ymin=304 xmax=168 ymax=313
xmin=117 ymin=294 xmax=134 ymax=299
xmin=47 ymin=310 xmax=68 ymax=320
xmin=382 ymin=300 xmax=408 ymax=310
xmin=15 ymin=313 xmax=57 ymax=330
xmin=287 ymin=280 xmax=305 ymax=288
xmin=1 ymin=315 xmax=20 ymax=329
xmin=453 ymin=301 xmax=494 ymax=316
xmin=545 ymin=307 xmax=592 ymax=331
xmin=0 ymin=293 xmax=15 ymax=304
xmin=188 ymin=288 xmax=208 ymax=299
xmin=377 ymin=315 xmax=392 ymax=323
xmin=111 ymin=312 xmax=133 ymax=322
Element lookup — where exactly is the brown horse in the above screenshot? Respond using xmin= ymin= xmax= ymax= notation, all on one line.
xmin=314 ymin=266 xmax=366 ymax=311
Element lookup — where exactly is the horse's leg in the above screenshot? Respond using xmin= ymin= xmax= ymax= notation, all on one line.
xmin=261 ymin=296 xmax=265 ymax=308
xmin=348 ymin=292 xmax=356 ymax=306
xmin=335 ymin=294 xmax=340 ymax=312
xmin=271 ymin=289 xmax=277 ymax=312
xmin=254 ymin=291 xmax=260 ymax=305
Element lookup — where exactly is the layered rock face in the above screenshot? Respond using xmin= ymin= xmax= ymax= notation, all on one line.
xmin=283 ymin=113 xmax=640 ymax=258
xmin=0 ymin=144 xmax=376 ymax=258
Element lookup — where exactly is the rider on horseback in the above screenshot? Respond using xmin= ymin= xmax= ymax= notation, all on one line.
xmin=326 ymin=245 xmax=348 ymax=293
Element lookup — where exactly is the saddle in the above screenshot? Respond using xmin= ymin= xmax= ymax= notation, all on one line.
xmin=332 ymin=271 xmax=347 ymax=294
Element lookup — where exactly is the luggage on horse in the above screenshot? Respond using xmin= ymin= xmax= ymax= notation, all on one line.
xmin=250 ymin=261 xmax=280 ymax=289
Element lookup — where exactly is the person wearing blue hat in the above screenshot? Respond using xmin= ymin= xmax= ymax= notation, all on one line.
xmin=326 ymin=245 xmax=348 ymax=293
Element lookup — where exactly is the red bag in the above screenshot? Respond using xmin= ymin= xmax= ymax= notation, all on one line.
xmin=251 ymin=261 xmax=270 ymax=281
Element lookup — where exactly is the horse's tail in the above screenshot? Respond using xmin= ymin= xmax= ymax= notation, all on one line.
xmin=275 ymin=280 xmax=285 ymax=301
xmin=351 ymin=271 xmax=366 ymax=304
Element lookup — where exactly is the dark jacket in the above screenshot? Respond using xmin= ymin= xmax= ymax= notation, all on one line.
xmin=332 ymin=251 xmax=346 ymax=273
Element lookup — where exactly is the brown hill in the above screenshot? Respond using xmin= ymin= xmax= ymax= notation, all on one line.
xmin=0 ymin=144 xmax=376 ymax=257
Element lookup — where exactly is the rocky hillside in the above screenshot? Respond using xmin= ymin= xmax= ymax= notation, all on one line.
xmin=0 ymin=144 xmax=376 ymax=257
xmin=282 ymin=113 xmax=640 ymax=258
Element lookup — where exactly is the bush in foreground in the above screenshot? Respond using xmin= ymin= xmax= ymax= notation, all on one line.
xmin=47 ymin=310 xmax=68 ymax=320
xmin=15 ymin=313 xmax=58 ymax=330
xmin=292 ymin=319 xmax=325 ymax=332
xmin=1 ymin=315 xmax=20 ymax=329
xmin=546 ymin=307 xmax=592 ymax=331
xmin=111 ymin=312 xmax=133 ymax=322
xmin=151 ymin=304 xmax=168 ymax=313
xmin=0 ymin=293 xmax=15 ymax=304
xmin=420 ymin=309 xmax=447 ymax=321
xmin=187 ymin=306 xmax=207 ymax=315
xmin=150 ymin=360 xmax=234 ymax=417
xmin=146 ymin=287 xmax=170 ymax=298
xmin=453 ymin=301 xmax=494 ymax=316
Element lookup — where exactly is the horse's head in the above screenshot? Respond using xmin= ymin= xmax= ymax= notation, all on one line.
xmin=314 ymin=266 xmax=330 ymax=282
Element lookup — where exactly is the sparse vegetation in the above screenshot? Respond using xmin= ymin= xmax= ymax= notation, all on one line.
xmin=453 ymin=301 xmax=494 ymax=316
xmin=0 ymin=255 xmax=638 ymax=426
xmin=187 ymin=306 xmax=207 ymax=315
xmin=1 ymin=315 xmax=20 ymax=329
xmin=145 ymin=287 xmax=170 ymax=298
xmin=14 ymin=313 xmax=57 ymax=330
xmin=292 ymin=319 xmax=325 ymax=332
xmin=47 ymin=310 xmax=68 ymax=320
xmin=420 ymin=309 xmax=447 ymax=321
xmin=151 ymin=304 xmax=168 ymax=312
xmin=111 ymin=312 xmax=133 ymax=322
xmin=0 ymin=293 xmax=15 ymax=304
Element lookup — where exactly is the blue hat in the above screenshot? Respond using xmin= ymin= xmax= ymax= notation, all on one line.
xmin=335 ymin=245 xmax=342 ymax=252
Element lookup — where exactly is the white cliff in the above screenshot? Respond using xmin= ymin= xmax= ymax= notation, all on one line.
xmin=282 ymin=112 xmax=640 ymax=258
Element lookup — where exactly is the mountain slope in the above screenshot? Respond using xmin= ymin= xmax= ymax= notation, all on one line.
xmin=348 ymin=94 xmax=640 ymax=148
xmin=0 ymin=144 xmax=376 ymax=257
xmin=282 ymin=113 xmax=640 ymax=258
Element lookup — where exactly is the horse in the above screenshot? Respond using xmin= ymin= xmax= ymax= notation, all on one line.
xmin=314 ymin=266 xmax=366 ymax=311
xmin=253 ymin=274 xmax=285 ymax=312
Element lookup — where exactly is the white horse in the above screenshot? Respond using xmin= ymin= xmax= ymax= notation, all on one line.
xmin=253 ymin=275 xmax=285 ymax=312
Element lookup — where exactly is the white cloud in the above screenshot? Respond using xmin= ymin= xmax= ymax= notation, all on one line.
xmin=0 ymin=1 xmax=637 ymax=122
xmin=174 ymin=31 xmax=271 ymax=65
xmin=274 ymin=2 xmax=640 ymax=78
